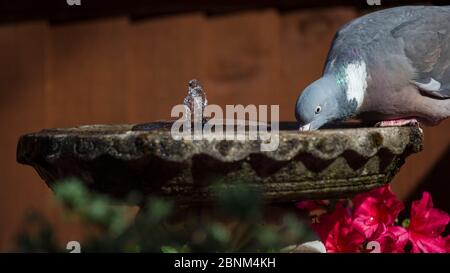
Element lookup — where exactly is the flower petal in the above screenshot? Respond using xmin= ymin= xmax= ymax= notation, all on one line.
xmin=409 ymin=233 xmax=447 ymax=253
xmin=409 ymin=192 xmax=450 ymax=236
xmin=353 ymin=185 xmax=403 ymax=227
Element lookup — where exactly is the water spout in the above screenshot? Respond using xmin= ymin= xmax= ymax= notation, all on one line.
xmin=183 ymin=79 xmax=207 ymax=125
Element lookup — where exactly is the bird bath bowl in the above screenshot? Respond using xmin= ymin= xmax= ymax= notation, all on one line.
xmin=17 ymin=122 xmax=423 ymax=204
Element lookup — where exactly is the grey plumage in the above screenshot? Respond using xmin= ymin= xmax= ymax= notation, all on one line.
xmin=295 ymin=6 xmax=450 ymax=130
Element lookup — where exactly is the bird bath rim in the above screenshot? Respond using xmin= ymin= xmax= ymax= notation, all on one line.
xmin=16 ymin=122 xmax=423 ymax=204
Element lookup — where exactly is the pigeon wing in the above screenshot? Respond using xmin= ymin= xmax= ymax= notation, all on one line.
xmin=391 ymin=12 xmax=450 ymax=99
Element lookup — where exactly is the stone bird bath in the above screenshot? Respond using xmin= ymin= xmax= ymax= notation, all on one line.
xmin=17 ymin=122 xmax=423 ymax=204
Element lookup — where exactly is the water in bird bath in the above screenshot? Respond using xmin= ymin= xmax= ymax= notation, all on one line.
xmin=132 ymin=79 xmax=209 ymax=131
xmin=183 ymin=79 xmax=208 ymax=125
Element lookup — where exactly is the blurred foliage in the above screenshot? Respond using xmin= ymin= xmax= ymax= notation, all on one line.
xmin=15 ymin=178 xmax=315 ymax=253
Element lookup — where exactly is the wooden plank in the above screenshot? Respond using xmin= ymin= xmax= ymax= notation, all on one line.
xmin=403 ymin=144 xmax=450 ymax=213
xmin=0 ymin=22 xmax=50 ymax=251
xmin=280 ymin=7 xmax=359 ymax=120
xmin=0 ymin=0 xmax=436 ymax=24
xmin=45 ymin=18 xmax=130 ymax=127
xmin=392 ymin=120 xmax=450 ymax=200
xmin=203 ymin=9 xmax=281 ymax=119
xmin=127 ymin=13 xmax=206 ymax=123
xmin=0 ymin=17 xmax=132 ymax=251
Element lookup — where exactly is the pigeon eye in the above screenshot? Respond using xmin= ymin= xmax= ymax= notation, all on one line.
xmin=315 ymin=106 xmax=322 ymax=114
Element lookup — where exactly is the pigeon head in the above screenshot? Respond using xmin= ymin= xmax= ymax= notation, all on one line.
xmin=295 ymin=74 xmax=360 ymax=130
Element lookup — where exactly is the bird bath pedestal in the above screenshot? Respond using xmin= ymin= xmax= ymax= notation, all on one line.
xmin=17 ymin=122 xmax=423 ymax=206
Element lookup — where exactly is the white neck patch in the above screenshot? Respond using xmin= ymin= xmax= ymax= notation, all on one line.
xmin=344 ymin=61 xmax=367 ymax=109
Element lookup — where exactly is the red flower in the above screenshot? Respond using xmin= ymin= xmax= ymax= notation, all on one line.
xmin=296 ymin=188 xmax=449 ymax=253
xmin=324 ymin=207 xmax=365 ymax=253
xmin=367 ymin=225 xmax=408 ymax=253
xmin=352 ymin=185 xmax=404 ymax=238
xmin=406 ymin=192 xmax=450 ymax=253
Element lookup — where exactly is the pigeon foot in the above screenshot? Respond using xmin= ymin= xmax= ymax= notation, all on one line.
xmin=375 ymin=119 xmax=419 ymax=127
xmin=375 ymin=119 xmax=423 ymax=134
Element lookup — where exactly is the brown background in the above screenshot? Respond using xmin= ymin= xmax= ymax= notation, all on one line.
xmin=1 ymin=6 xmax=449 ymax=251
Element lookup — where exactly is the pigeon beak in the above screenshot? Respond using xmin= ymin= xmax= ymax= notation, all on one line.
xmin=299 ymin=123 xmax=311 ymax=131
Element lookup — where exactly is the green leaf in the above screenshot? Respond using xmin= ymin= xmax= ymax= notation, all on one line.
xmin=161 ymin=246 xmax=178 ymax=253
xmin=209 ymin=224 xmax=230 ymax=244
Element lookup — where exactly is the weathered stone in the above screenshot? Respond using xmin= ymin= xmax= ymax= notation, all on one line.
xmin=16 ymin=122 xmax=423 ymax=204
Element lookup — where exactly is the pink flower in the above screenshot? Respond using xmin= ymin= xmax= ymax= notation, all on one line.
xmin=367 ymin=225 xmax=409 ymax=253
xmin=406 ymin=192 xmax=450 ymax=253
xmin=296 ymin=188 xmax=450 ymax=253
xmin=324 ymin=209 xmax=365 ymax=253
xmin=352 ymin=185 xmax=404 ymax=238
